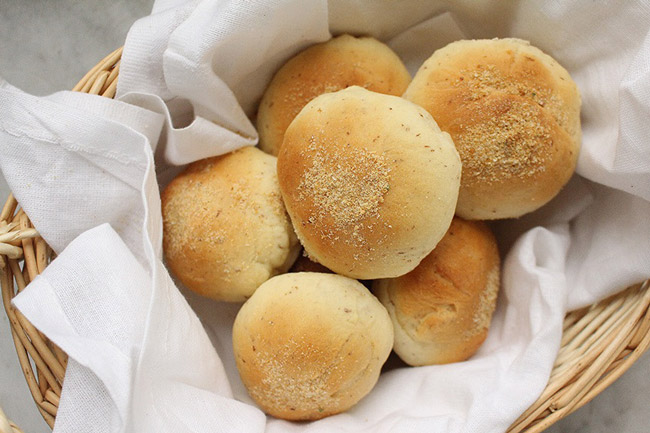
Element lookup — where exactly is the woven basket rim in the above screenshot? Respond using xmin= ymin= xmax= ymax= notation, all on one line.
xmin=1 ymin=46 xmax=650 ymax=433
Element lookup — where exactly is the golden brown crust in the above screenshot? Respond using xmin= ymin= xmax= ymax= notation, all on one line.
xmin=403 ymin=38 xmax=581 ymax=219
xmin=257 ymin=34 xmax=411 ymax=155
xmin=232 ymin=273 xmax=393 ymax=420
xmin=277 ymin=86 xmax=461 ymax=279
xmin=373 ymin=217 xmax=500 ymax=366
xmin=162 ymin=147 xmax=300 ymax=302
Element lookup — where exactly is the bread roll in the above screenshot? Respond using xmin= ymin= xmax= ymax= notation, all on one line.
xmin=277 ymin=86 xmax=461 ymax=280
xmin=232 ymin=272 xmax=393 ymax=420
xmin=373 ymin=217 xmax=500 ymax=366
xmin=403 ymin=38 xmax=581 ymax=220
xmin=257 ymin=34 xmax=411 ymax=155
xmin=162 ymin=147 xmax=300 ymax=302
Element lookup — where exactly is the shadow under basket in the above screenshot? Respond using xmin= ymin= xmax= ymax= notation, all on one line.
xmin=1 ymin=47 xmax=650 ymax=433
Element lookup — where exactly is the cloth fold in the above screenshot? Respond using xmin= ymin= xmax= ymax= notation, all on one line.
xmin=1 ymin=1 xmax=650 ymax=432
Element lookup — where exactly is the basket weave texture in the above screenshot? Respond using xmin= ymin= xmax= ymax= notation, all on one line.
xmin=1 ymin=47 xmax=649 ymax=433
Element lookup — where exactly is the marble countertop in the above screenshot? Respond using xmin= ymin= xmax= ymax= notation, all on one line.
xmin=1 ymin=1 xmax=649 ymax=432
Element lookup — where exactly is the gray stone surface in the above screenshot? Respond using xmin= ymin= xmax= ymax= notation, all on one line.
xmin=1 ymin=1 xmax=649 ymax=432
xmin=0 ymin=0 xmax=152 ymax=95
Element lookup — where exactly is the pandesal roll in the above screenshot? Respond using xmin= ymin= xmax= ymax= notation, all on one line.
xmin=162 ymin=146 xmax=300 ymax=302
xmin=257 ymin=34 xmax=411 ymax=155
xmin=232 ymin=272 xmax=393 ymax=420
xmin=277 ymin=86 xmax=461 ymax=280
xmin=373 ymin=217 xmax=500 ymax=366
xmin=404 ymin=38 xmax=581 ymax=220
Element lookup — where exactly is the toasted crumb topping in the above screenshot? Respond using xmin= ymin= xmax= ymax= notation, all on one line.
xmin=457 ymin=64 xmax=568 ymax=131
xmin=470 ymin=263 xmax=500 ymax=338
xmin=296 ymin=135 xmax=391 ymax=251
xmin=458 ymin=98 xmax=552 ymax=184
xmin=444 ymin=62 xmax=572 ymax=185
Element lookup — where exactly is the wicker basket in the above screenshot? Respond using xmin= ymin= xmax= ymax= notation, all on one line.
xmin=1 ymin=47 xmax=650 ymax=433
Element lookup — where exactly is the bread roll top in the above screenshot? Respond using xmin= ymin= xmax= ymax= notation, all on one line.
xmin=374 ymin=217 xmax=500 ymax=366
xmin=233 ymin=272 xmax=393 ymax=420
xmin=162 ymin=147 xmax=299 ymax=302
xmin=404 ymin=38 xmax=581 ymax=219
xmin=257 ymin=34 xmax=411 ymax=155
xmin=278 ymin=86 xmax=461 ymax=279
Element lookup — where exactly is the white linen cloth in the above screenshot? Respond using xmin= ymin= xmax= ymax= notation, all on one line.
xmin=1 ymin=1 xmax=649 ymax=432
